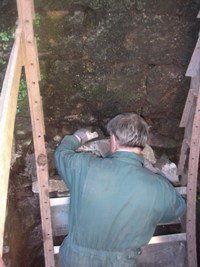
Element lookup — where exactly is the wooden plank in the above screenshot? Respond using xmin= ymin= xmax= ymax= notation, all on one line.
xmin=17 ymin=0 xmax=55 ymax=266
xmin=50 ymin=197 xmax=69 ymax=237
xmin=186 ymin=86 xmax=200 ymax=267
xmin=50 ymin=188 xmax=186 ymax=237
xmin=50 ymin=187 xmax=186 ymax=208
xmin=54 ymin=236 xmax=186 ymax=267
xmin=53 ymin=233 xmax=186 ymax=254
xmin=176 ymin=186 xmax=187 ymax=195
xmin=30 ymin=0 xmax=35 ymax=20
xmin=186 ymin=36 xmax=200 ymax=77
xmin=138 ymin=240 xmax=186 ymax=267
xmin=177 ymin=138 xmax=189 ymax=176
xmin=54 ymin=237 xmax=186 ymax=253
xmin=51 ymin=202 xmax=69 ymax=237
xmin=149 ymin=233 xmax=186 ymax=244
xmin=190 ymin=72 xmax=200 ymax=94
xmin=178 ymin=109 xmax=194 ymax=179
xmin=180 ymin=90 xmax=195 ymax=127
xmin=54 ymin=242 xmax=187 ymax=267
xmin=178 ymin=95 xmax=195 ymax=179
xmin=0 ymin=28 xmax=23 ymax=256
xmin=34 ymin=37 xmax=41 ymax=81
xmin=50 ymin=197 xmax=70 ymax=207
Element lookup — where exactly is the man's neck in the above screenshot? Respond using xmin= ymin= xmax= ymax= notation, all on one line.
xmin=116 ymin=146 xmax=142 ymax=155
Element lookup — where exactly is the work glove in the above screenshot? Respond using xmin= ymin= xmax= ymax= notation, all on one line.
xmin=74 ymin=128 xmax=99 ymax=144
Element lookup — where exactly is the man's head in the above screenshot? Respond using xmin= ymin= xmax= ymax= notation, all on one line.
xmin=107 ymin=113 xmax=149 ymax=153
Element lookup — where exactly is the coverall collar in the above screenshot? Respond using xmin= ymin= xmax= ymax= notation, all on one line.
xmin=106 ymin=151 xmax=144 ymax=166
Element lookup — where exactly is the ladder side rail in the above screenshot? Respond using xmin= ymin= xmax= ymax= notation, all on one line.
xmin=0 ymin=28 xmax=23 ymax=256
xmin=186 ymin=35 xmax=200 ymax=77
xmin=186 ymin=81 xmax=200 ymax=267
xmin=178 ymin=69 xmax=200 ymax=178
xmin=17 ymin=0 xmax=55 ymax=266
xmin=179 ymin=89 xmax=196 ymax=128
xmin=180 ymin=66 xmax=200 ymax=128
xmin=178 ymin=104 xmax=196 ymax=178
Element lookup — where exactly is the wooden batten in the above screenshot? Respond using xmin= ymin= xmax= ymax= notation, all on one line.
xmin=186 ymin=36 xmax=200 ymax=77
xmin=186 ymin=84 xmax=200 ymax=267
xmin=17 ymin=0 xmax=55 ymax=266
xmin=179 ymin=90 xmax=196 ymax=128
xmin=0 ymin=28 xmax=23 ymax=256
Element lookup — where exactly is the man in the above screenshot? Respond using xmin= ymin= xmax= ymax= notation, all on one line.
xmin=55 ymin=113 xmax=186 ymax=267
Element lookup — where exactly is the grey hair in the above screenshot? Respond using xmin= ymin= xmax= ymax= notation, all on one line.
xmin=107 ymin=113 xmax=149 ymax=148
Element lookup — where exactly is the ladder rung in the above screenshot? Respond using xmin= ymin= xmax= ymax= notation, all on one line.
xmin=175 ymin=186 xmax=186 ymax=195
xmin=149 ymin=233 xmax=186 ymax=244
xmin=157 ymin=218 xmax=181 ymax=226
xmin=50 ymin=188 xmax=186 ymax=238
xmin=50 ymin=196 xmax=70 ymax=206
xmin=50 ymin=186 xmax=186 ymax=208
xmin=54 ymin=246 xmax=60 ymax=254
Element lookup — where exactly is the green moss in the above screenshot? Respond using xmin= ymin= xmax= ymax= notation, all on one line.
xmin=0 ymin=28 xmax=14 ymax=52
xmin=0 ymin=58 xmax=6 ymax=65
xmin=17 ymin=79 xmax=28 ymax=113
xmin=154 ymin=15 xmax=163 ymax=23
xmin=34 ymin=13 xmax=41 ymax=28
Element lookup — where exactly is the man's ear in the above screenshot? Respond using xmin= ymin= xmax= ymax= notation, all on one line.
xmin=110 ymin=134 xmax=118 ymax=152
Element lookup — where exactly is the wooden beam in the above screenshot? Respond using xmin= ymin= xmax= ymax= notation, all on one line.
xmin=50 ymin=187 xmax=187 ymax=238
xmin=139 ymin=240 xmax=186 ymax=267
xmin=179 ymin=90 xmax=196 ymax=128
xmin=0 ymin=28 xmax=23 ymax=256
xmin=53 ymin=233 xmax=187 ymax=254
xmin=17 ymin=0 xmax=55 ymax=266
xmin=186 ymin=85 xmax=200 ymax=267
xmin=149 ymin=233 xmax=186 ymax=244
xmin=186 ymin=36 xmax=200 ymax=77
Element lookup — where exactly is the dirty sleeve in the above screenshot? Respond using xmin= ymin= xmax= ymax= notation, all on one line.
xmin=156 ymin=174 xmax=186 ymax=223
xmin=54 ymin=135 xmax=97 ymax=190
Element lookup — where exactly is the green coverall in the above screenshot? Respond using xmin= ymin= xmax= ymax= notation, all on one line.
xmin=54 ymin=135 xmax=186 ymax=267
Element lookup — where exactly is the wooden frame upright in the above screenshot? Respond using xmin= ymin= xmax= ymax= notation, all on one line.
xmin=0 ymin=0 xmax=55 ymax=266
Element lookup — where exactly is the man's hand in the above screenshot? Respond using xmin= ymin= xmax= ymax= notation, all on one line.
xmin=74 ymin=129 xmax=99 ymax=144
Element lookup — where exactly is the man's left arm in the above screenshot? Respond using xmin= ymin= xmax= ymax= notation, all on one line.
xmin=54 ymin=130 xmax=98 ymax=189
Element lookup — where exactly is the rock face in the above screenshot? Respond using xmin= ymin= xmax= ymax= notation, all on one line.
xmin=0 ymin=0 xmax=199 ymax=147
xmin=33 ymin=0 xmax=199 ymax=148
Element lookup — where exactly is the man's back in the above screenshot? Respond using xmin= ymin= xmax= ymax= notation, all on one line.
xmin=55 ymin=135 xmax=185 ymax=267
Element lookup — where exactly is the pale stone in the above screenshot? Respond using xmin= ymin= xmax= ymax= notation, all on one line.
xmin=161 ymin=162 xmax=179 ymax=184
xmin=32 ymin=179 xmax=68 ymax=194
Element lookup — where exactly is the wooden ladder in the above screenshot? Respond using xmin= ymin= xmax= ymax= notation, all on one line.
xmin=177 ymin=11 xmax=200 ymax=267
xmin=0 ymin=0 xmax=55 ymax=266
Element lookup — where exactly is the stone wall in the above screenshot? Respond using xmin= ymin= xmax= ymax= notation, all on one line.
xmin=0 ymin=0 xmax=199 ymax=149
xmin=33 ymin=0 xmax=200 ymax=149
